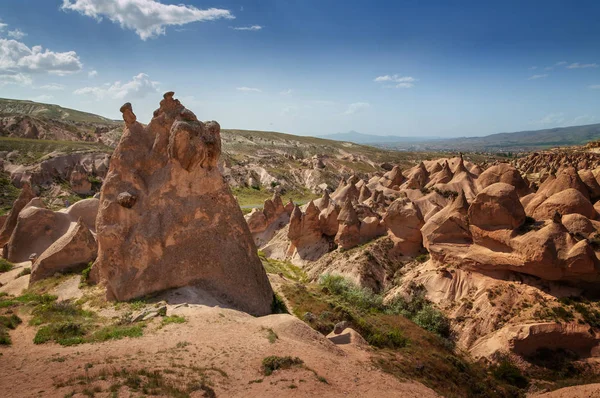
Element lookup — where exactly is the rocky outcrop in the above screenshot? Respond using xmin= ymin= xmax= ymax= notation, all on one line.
xmin=92 ymin=93 xmax=273 ymax=316
xmin=5 ymin=198 xmax=98 ymax=264
xmin=383 ymin=198 xmax=424 ymax=256
xmin=0 ymin=182 xmax=35 ymax=247
xmin=335 ymin=198 xmax=361 ymax=249
xmin=421 ymin=192 xmax=471 ymax=251
xmin=245 ymin=193 xmax=286 ymax=234
xmin=30 ymin=219 xmax=97 ymax=283
xmin=70 ymin=165 xmax=92 ymax=195
xmin=531 ymin=189 xmax=597 ymax=220
xmin=468 ymin=183 xmax=526 ymax=232
xmin=477 ymin=163 xmax=530 ymax=197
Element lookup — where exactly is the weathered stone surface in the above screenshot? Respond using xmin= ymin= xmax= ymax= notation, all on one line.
xmin=30 ymin=219 xmax=97 ymax=283
xmin=383 ymin=198 xmax=424 ymax=256
xmin=70 ymin=166 xmax=92 ymax=195
xmin=532 ymin=189 xmax=597 ymax=220
xmin=335 ymin=198 xmax=361 ymax=249
xmin=477 ymin=163 xmax=530 ymax=197
xmin=6 ymin=206 xmax=72 ymax=263
xmin=0 ymin=183 xmax=35 ymax=247
xmin=468 ymin=183 xmax=526 ymax=231
xmin=93 ymin=93 xmax=273 ymax=316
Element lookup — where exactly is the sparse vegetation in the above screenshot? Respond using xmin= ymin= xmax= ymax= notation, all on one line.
xmin=492 ymin=358 xmax=529 ymax=389
xmin=161 ymin=315 xmax=186 ymax=327
xmin=262 ymin=356 xmax=304 ymax=376
xmin=271 ymin=293 xmax=288 ymax=314
xmin=0 ymin=258 xmax=14 ymax=273
xmin=0 ymin=313 xmax=22 ymax=345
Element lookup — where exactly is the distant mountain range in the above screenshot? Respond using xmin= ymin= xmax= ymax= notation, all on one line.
xmin=321 ymin=124 xmax=600 ymax=152
xmin=317 ymin=131 xmax=441 ymax=144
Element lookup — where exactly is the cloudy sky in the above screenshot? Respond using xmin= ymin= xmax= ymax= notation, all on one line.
xmin=0 ymin=0 xmax=599 ymax=137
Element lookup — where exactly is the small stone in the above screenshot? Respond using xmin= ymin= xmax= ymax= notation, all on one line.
xmin=117 ymin=192 xmax=137 ymax=208
xmin=303 ymin=312 xmax=316 ymax=322
xmin=334 ymin=321 xmax=349 ymax=334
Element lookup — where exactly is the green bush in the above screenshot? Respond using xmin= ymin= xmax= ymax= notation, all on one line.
xmin=271 ymin=293 xmax=289 ymax=314
xmin=413 ymin=306 xmax=451 ymax=338
xmin=34 ymin=322 xmax=86 ymax=345
xmin=318 ymin=274 xmax=383 ymax=311
xmin=0 ymin=258 xmax=13 ymax=273
xmin=492 ymin=359 xmax=529 ymax=389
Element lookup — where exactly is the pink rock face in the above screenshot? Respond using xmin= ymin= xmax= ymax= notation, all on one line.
xmin=532 ymin=188 xmax=597 ymax=220
xmin=0 ymin=183 xmax=35 ymax=247
xmin=383 ymin=197 xmax=424 ymax=256
xmin=93 ymin=92 xmax=273 ymax=316
xmin=477 ymin=163 xmax=530 ymax=197
xmin=468 ymin=183 xmax=526 ymax=231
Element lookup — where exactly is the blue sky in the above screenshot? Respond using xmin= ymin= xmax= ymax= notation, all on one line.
xmin=0 ymin=0 xmax=599 ymax=137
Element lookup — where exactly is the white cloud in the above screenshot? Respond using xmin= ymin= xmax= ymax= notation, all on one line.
xmin=280 ymin=89 xmax=292 ymax=95
xmin=39 ymin=83 xmax=66 ymax=90
xmin=374 ymin=74 xmax=417 ymax=88
xmin=61 ymin=0 xmax=234 ymax=40
xmin=344 ymin=102 xmax=370 ymax=115
xmin=73 ymin=73 xmax=159 ymax=100
xmin=590 ymin=85 xmax=600 ymax=89
xmin=528 ymin=66 xmax=537 ymax=70
xmin=531 ymin=113 xmax=565 ymax=126
xmin=0 ymin=39 xmax=82 ymax=76
xmin=0 ymin=73 xmax=32 ymax=86
xmin=528 ymin=74 xmax=548 ymax=80
xmin=236 ymin=86 xmax=261 ymax=92
xmin=567 ymin=62 xmax=599 ymax=69
xmin=30 ymin=94 xmax=54 ymax=102
xmin=570 ymin=115 xmax=597 ymax=125
xmin=0 ymin=22 xmax=7 ymax=31
xmin=230 ymin=25 xmax=262 ymax=31
xmin=88 ymin=69 xmax=98 ymax=78
xmin=7 ymin=29 xmax=26 ymax=40
xmin=555 ymin=61 xmax=568 ymax=66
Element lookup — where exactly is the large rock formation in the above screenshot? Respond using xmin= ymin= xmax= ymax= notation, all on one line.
xmin=92 ymin=93 xmax=273 ymax=316
xmin=30 ymin=219 xmax=97 ymax=283
xmin=6 ymin=198 xmax=98 ymax=264
xmin=0 ymin=183 xmax=35 ymax=248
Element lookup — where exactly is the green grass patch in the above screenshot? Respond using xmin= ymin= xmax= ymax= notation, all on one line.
xmin=259 ymin=252 xmax=307 ymax=282
xmin=89 ymin=324 xmax=144 ymax=343
xmin=0 ymin=258 xmax=14 ymax=273
xmin=161 ymin=315 xmax=186 ymax=327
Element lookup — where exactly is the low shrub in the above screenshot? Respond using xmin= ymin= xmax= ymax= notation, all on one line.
xmin=0 ymin=258 xmax=13 ymax=273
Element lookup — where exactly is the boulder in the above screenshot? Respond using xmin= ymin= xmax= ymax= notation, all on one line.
xmin=5 ymin=206 xmax=72 ymax=263
xmin=532 ymin=189 xmax=597 ymax=220
xmin=30 ymin=219 xmax=97 ymax=283
xmin=468 ymin=183 xmax=525 ymax=231
xmin=92 ymin=93 xmax=273 ymax=316
xmin=477 ymin=163 xmax=530 ymax=197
